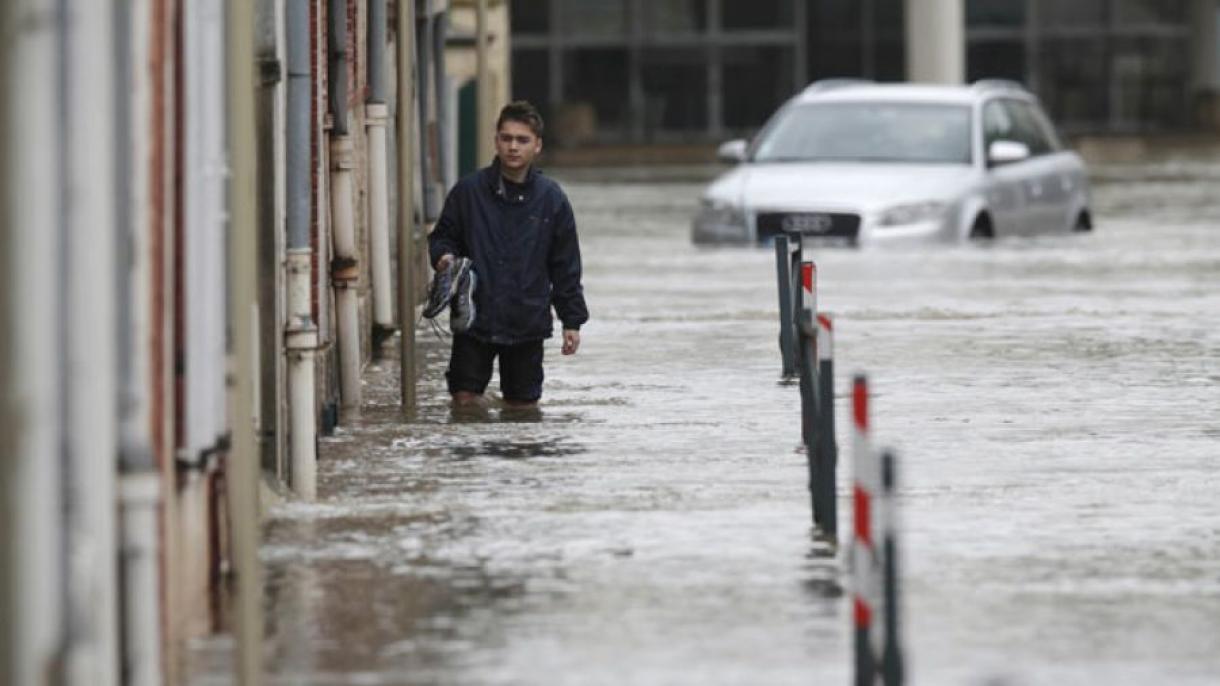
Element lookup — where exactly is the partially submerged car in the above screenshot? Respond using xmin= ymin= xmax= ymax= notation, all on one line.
xmin=692 ymin=79 xmax=1092 ymax=246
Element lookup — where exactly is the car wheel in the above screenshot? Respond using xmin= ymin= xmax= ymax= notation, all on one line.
xmin=1073 ymin=210 xmax=1093 ymax=232
xmin=968 ymin=213 xmax=994 ymax=240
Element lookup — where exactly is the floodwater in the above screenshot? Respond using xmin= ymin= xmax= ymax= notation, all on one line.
xmin=190 ymin=158 xmax=1220 ymax=685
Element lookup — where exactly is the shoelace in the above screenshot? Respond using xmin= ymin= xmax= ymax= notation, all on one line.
xmin=419 ymin=311 xmax=452 ymax=342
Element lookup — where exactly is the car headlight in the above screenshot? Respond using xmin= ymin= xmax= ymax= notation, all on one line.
xmin=697 ymin=198 xmax=746 ymax=228
xmin=877 ymin=201 xmax=947 ymax=227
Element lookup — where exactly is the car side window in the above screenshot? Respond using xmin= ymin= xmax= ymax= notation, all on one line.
xmin=1001 ymin=100 xmax=1053 ymax=156
xmin=982 ymin=101 xmax=1014 ymax=149
xmin=1027 ymin=104 xmax=1065 ymax=152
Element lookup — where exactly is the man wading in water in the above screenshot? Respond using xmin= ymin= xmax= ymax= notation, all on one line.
xmin=427 ymin=101 xmax=588 ymax=412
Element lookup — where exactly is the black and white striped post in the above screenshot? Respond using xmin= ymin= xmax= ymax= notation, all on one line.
xmin=773 ymin=234 xmax=796 ymax=378
xmin=880 ymin=449 xmax=904 ymax=686
xmin=852 ymin=375 xmax=879 ymax=685
xmin=815 ymin=313 xmax=837 ymax=542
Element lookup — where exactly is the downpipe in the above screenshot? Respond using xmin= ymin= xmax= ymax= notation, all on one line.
xmin=329 ymin=136 xmax=362 ymax=416
xmin=285 ymin=250 xmax=318 ymax=500
xmin=366 ymin=104 xmax=394 ymax=336
xmin=117 ymin=471 xmax=160 ymax=686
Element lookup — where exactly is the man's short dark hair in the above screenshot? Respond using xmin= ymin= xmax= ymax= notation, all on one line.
xmin=497 ymin=100 xmax=544 ymax=139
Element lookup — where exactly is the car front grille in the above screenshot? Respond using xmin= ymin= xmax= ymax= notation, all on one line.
xmin=756 ymin=211 xmax=861 ymax=244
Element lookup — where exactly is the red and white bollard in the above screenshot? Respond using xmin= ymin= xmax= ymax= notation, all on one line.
xmin=801 ymin=261 xmax=816 ymax=320
xmin=814 ymin=313 xmax=837 ymax=540
xmin=852 ymin=374 xmax=880 ymax=685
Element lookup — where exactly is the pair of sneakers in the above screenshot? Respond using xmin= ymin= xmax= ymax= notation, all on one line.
xmin=423 ymin=257 xmax=477 ymax=334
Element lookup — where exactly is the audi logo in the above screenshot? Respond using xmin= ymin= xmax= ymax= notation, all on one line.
xmin=782 ymin=213 xmax=834 ymax=234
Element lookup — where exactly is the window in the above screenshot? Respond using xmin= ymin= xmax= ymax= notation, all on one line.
xmin=1037 ymin=0 xmax=1105 ymax=28
xmin=722 ymin=0 xmax=793 ymax=30
xmin=510 ymin=0 xmax=549 ymax=34
xmin=723 ymin=46 xmax=795 ymax=130
xmin=557 ymin=0 xmax=626 ymax=38
xmin=640 ymin=49 xmax=708 ymax=134
xmin=753 ymin=102 xmax=973 ymax=164
xmin=511 ymin=50 xmax=550 ymax=124
xmin=968 ymin=40 xmax=1025 ymax=83
xmin=967 ymin=0 xmax=1026 ymax=28
xmin=561 ymin=48 xmax=629 ymax=133
xmin=643 ymin=0 xmax=707 ymax=35
xmin=1000 ymin=100 xmax=1056 ymax=155
xmin=1114 ymin=0 xmax=1188 ymax=26
xmin=982 ymin=100 xmax=1015 ymax=148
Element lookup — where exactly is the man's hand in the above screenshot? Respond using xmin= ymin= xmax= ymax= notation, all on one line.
xmin=436 ymin=253 xmax=454 ymax=271
xmin=561 ymin=329 xmax=580 ymax=356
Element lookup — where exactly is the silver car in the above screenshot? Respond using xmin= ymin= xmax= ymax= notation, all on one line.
xmin=692 ymin=80 xmax=1092 ymax=246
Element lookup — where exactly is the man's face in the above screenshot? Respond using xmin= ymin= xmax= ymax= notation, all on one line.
xmin=495 ymin=120 xmax=542 ymax=174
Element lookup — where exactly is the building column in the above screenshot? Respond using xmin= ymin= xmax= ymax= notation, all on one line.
xmin=904 ymin=0 xmax=964 ymax=84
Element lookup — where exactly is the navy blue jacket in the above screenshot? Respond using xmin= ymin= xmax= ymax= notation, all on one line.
xmin=428 ymin=159 xmax=589 ymax=345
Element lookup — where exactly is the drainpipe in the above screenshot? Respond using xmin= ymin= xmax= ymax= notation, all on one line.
xmin=286 ymin=0 xmax=318 ymax=499
xmin=3 ymin=0 xmax=67 ymax=681
xmin=64 ymin=0 xmax=121 ymax=681
xmin=367 ymin=0 xmax=394 ymax=340
xmin=328 ymin=0 xmax=361 ymax=416
xmin=397 ymin=0 xmax=418 ymax=416
xmin=475 ymin=0 xmax=491 ymax=164
xmin=416 ymin=8 xmax=437 ymax=223
xmin=433 ymin=8 xmax=452 ymax=191
xmin=113 ymin=0 xmax=162 ymax=683
xmin=226 ymin=0 xmax=266 ymax=679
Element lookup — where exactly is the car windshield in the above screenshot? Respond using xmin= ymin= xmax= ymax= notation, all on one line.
xmin=752 ymin=102 xmax=973 ymax=165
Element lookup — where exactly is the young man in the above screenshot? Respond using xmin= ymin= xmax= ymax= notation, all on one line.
xmin=428 ymin=101 xmax=588 ymax=408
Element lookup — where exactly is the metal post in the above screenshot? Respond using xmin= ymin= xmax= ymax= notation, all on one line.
xmin=226 ymin=0 xmax=265 ymax=680
xmin=881 ymin=450 xmax=904 ymax=686
xmin=798 ymin=260 xmax=817 ymax=447
xmin=773 ymin=235 xmax=795 ymax=378
xmin=816 ymin=313 xmax=838 ymax=543
xmin=475 ymin=0 xmax=491 ymax=164
xmin=3 ymin=0 xmax=66 ymax=680
xmin=796 ymin=260 xmax=820 ymax=530
xmin=852 ymin=374 xmax=878 ymax=686
xmin=397 ymin=0 xmax=418 ymax=417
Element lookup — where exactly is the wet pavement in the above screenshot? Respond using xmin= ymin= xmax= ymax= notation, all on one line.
xmin=191 ymin=158 xmax=1220 ymax=684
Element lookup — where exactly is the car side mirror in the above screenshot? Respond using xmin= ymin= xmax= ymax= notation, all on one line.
xmin=717 ymin=139 xmax=748 ymax=164
xmin=988 ymin=139 xmax=1030 ymax=166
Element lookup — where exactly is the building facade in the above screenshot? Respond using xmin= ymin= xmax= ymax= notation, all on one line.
xmin=509 ymin=0 xmax=1220 ymax=146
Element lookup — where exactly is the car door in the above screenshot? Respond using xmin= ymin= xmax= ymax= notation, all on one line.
xmin=980 ymin=99 xmax=1029 ymax=236
xmin=1002 ymin=99 xmax=1075 ymax=234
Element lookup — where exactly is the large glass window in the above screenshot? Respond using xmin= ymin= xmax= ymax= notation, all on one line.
xmin=643 ymin=0 xmax=707 ymax=35
xmin=510 ymin=0 xmax=549 ymax=34
xmin=753 ymin=102 xmax=973 ymax=164
xmin=1109 ymin=37 xmax=1190 ymax=129
xmin=562 ymin=48 xmax=629 ymax=134
xmin=808 ymin=2 xmax=863 ymax=78
xmin=510 ymin=50 xmax=550 ymax=124
xmin=968 ymin=41 xmax=1025 ymax=82
xmin=722 ymin=0 xmax=793 ymax=30
xmin=640 ymin=49 xmax=708 ymax=134
xmin=1038 ymin=0 xmax=1106 ymax=28
xmin=723 ymin=46 xmax=795 ymax=130
xmin=1114 ymin=0 xmax=1189 ymax=26
xmin=967 ymin=0 xmax=1026 ymax=28
xmin=557 ymin=0 xmax=626 ymax=38
xmin=1037 ymin=38 xmax=1108 ymax=128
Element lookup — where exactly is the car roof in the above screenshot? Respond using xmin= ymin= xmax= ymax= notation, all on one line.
xmin=792 ymin=80 xmax=1036 ymax=107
